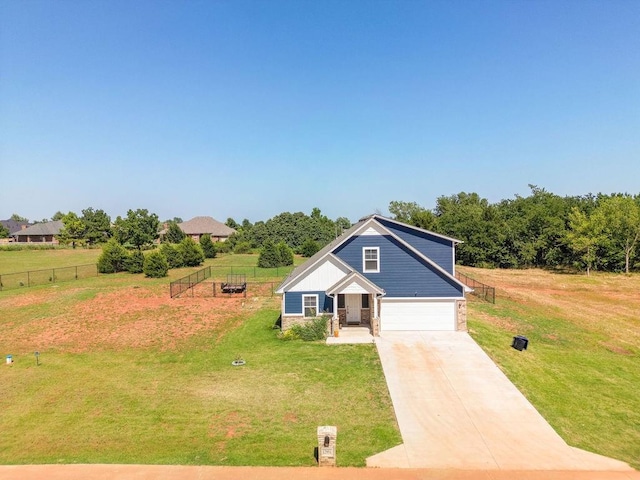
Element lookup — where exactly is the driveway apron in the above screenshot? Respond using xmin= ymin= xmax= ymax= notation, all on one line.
xmin=367 ymin=331 xmax=633 ymax=471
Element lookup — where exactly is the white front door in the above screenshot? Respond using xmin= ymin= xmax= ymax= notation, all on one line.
xmin=346 ymin=295 xmax=360 ymax=324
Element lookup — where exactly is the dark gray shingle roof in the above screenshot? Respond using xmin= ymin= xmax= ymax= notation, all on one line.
xmin=12 ymin=220 xmax=63 ymax=237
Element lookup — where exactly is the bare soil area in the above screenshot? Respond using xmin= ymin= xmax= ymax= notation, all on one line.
xmin=1 ymin=282 xmax=277 ymax=354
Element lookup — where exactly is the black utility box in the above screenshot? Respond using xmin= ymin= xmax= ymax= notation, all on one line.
xmin=511 ymin=335 xmax=529 ymax=351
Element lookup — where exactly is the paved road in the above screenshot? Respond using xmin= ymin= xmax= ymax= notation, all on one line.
xmin=367 ymin=331 xmax=634 ymax=471
xmin=0 ymin=465 xmax=639 ymax=480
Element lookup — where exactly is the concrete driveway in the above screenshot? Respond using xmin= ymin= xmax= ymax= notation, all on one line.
xmin=367 ymin=331 xmax=634 ymax=471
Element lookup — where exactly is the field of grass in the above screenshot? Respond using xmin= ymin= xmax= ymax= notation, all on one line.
xmin=461 ymin=266 xmax=640 ymax=469
xmin=0 ymin=248 xmax=102 ymax=273
xmin=0 ymin=250 xmax=400 ymax=466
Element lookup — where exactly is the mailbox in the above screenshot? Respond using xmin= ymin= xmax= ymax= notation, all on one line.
xmin=317 ymin=425 xmax=337 ymax=467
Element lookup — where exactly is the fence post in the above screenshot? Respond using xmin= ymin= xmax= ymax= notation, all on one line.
xmin=76 ymin=265 xmax=78 ymax=279
xmin=0 ymin=274 xmax=2 ymax=291
xmin=27 ymin=271 xmax=30 ymax=287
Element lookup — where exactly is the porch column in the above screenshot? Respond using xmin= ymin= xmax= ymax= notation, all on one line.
xmin=332 ymin=294 xmax=338 ymax=320
xmin=373 ymin=294 xmax=379 ymax=318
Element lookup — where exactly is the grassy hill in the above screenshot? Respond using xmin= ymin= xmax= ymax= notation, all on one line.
xmin=461 ymin=266 xmax=640 ymax=469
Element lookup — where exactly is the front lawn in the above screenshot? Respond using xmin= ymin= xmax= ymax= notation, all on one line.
xmin=0 ymin=271 xmax=400 ymax=466
xmin=463 ymin=267 xmax=640 ymax=469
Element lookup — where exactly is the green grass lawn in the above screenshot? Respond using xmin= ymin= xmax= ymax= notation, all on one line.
xmin=0 ymin=248 xmax=102 ymax=273
xmin=0 ymin=253 xmax=400 ymax=466
xmin=463 ymin=267 xmax=640 ymax=469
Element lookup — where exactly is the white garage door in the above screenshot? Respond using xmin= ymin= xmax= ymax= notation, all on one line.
xmin=381 ymin=298 xmax=456 ymax=331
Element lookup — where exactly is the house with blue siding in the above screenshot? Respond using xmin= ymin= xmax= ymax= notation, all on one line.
xmin=276 ymin=214 xmax=471 ymax=335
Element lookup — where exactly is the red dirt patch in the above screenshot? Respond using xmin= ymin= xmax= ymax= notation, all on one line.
xmin=4 ymin=285 xmax=276 ymax=354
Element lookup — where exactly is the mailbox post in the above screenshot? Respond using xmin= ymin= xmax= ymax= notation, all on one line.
xmin=317 ymin=425 xmax=337 ymax=467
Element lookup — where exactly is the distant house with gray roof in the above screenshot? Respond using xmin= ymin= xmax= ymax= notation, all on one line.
xmin=160 ymin=216 xmax=236 ymax=243
xmin=11 ymin=220 xmax=64 ymax=244
xmin=1 ymin=219 xmax=32 ymax=243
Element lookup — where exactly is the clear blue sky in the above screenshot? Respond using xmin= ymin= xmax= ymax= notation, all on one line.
xmin=1 ymin=0 xmax=638 ymax=224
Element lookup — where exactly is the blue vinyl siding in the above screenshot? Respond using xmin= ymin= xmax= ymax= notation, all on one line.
xmin=284 ymin=291 xmax=333 ymax=315
xmin=333 ymin=235 xmax=463 ymax=298
xmin=377 ymin=217 xmax=455 ymax=274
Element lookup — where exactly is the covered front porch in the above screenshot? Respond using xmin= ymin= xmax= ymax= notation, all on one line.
xmin=327 ymin=272 xmax=385 ymax=337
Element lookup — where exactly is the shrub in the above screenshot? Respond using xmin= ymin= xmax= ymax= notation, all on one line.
xmin=97 ymin=239 xmax=129 ymax=273
xmin=289 ymin=316 xmax=329 ymax=341
xmin=215 ymin=241 xmax=232 ymax=254
xmin=126 ymin=250 xmax=145 ymax=273
xmin=178 ymin=237 xmax=204 ymax=267
xmin=300 ymin=238 xmax=320 ymax=257
xmin=143 ymin=251 xmax=169 ymax=277
xmin=160 ymin=243 xmax=183 ymax=268
xmin=164 ymin=221 xmax=185 ymax=243
xmin=276 ymin=241 xmax=294 ymax=266
xmin=199 ymin=234 xmax=217 ymax=259
xmin=258 ymin=240 xmax=294 ymax=267
xmin=258 ymin=240 xmax=279 ymax=268
xmin=234 ymin=241 xmax=252 ymax=254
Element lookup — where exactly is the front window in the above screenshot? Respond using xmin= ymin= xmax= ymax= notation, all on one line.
xmin=303 ymin=295 xmax=318 ymax=317
xmin=361 ymin=294 xmax=370 ymax=309
xmin=363 ymin=247 xmax=379 ymax=273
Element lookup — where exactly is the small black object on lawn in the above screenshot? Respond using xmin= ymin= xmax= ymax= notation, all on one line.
xmin=511 ymin=335 xmax=529 ymax=351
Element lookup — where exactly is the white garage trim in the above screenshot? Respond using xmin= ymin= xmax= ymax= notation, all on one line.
xmin=380 ymin=298 xmax=458 ymax=331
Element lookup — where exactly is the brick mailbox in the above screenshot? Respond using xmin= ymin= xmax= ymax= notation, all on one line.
xmin=317 ymin=425 xmax=337 ymax=467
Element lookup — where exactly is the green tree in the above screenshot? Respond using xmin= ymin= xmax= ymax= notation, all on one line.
xmin=594 ymin=195 xmax=640 ymax=273
xmin=126 ymin=250 xmax=145 ymax=273
xmin=0 ymin=224 xmax=9 ymax=238
xmin=51 ymin=211 xmax=65 ymax=221
xmin=82 ymin=208 xmax=111 ymax=245
xmin=58 ymin=212 xmax=86 ymax=249
xmin=143 ymin=250 xmax=169 ymax=278
xmin=566 ymin=207 xmax=604 ymax=275
xmin=97 ymin=239 xmax=130 ymax=273
xmin=199 ymin=234 xmax=217 ymax=259
xmin=389 ymin=201 xmax=428 ymax=224
xmin=160 ymin=243 xmax=184 ymax=268
xmin=300 ymin=238 xmax=320 ymax=257
xmin=164 ymin=221 xmax=185 ymax=244
xmin=258 ymin=240 xmax=280 ymax=268
xmin=10 ymin=214 xmax=28 ymax=222
xmin=178 ymin=237 xmax=204 ymax=267
xmin=114 ymin=209 xmax=159 ymax=250
xmin=276 ymin=241 xmax=294 ymax=266
xmin=226 ymin=218 xmax=239 ymax=229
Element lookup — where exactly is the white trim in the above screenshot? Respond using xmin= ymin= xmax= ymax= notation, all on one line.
xmin=382 ymin=296 xmax=465 ymax=301
xmin=302 ymin=294 xmax=319 ymax=317
xmin=363 ymin=246 xmax=380 ymax=273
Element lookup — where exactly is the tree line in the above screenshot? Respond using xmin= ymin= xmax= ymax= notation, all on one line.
xmin=5 ymin=186 xmax=639 ymax=274
xmin=388 ymin=186 xmax=640 ymax=274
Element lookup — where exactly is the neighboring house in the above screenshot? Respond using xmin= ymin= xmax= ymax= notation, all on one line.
xmin=276 ymin=214 xmax=472 ymax=336
xmin=0 ymin=219 xmax=32 ymax=243
xmin=160 ymin=216 xmax=236 ymax=242
xmin=11 ymin=220 xmax=63 ymax=244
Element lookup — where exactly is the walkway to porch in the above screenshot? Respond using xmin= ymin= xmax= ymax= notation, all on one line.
xmin=326 ymin=326 xmax=375 ymax=345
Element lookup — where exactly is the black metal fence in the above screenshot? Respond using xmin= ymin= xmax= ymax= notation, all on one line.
xmin=0 ymin=264 xmax=99 ymax=291
xmin=170 ymin=266 xmax=212 ymax=298
xmin=455 ymin=271 xmax=496 ymax=303
xmin=170 ymin=265 xmax=293 ymax=298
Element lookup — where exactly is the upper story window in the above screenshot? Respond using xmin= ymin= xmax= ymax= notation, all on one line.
xmin=363 ymin=247 xmax=380 ymax=273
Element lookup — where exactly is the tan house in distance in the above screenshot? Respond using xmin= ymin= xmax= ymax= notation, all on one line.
xmin=11 ymin=220 xmax=63 ymax=244
xmin=161 ymin=216 xmax=236 ymax=242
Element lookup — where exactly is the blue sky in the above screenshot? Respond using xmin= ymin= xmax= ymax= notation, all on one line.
xmin=1 ymin=0 xmax=638 ymax=224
